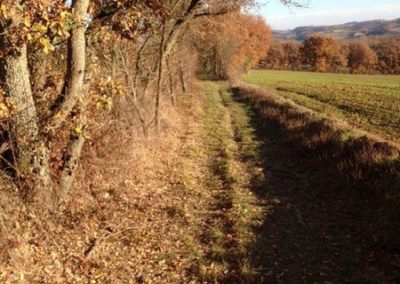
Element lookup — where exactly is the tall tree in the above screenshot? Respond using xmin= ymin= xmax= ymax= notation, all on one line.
xmin=347 ymin=42 xmax=378 ymax=73
xmin=263 ymin=44 xmax=286 ymax=70
xmin=372 ymin=39 xmax=400 ymax=74
xmin=282 ymin=42 xmax=301 ymax=70
xmin=300 ymin=35 xmax=346 ymax=72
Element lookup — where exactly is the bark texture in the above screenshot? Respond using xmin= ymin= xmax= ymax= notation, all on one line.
xmin=0 ymin=0 xmax=90 ymax=208
xmin=47 ymin=0 xmax=90 ymax=132
xmin=57 ymin=79 xmax=90 ymax=199
xmin=0 ymin=43 xmax=54 ymax=208
xmin=53 ymin=0 xmax=90 ymax=198
xmin=155 ymin=24 xmax=166 ymax=131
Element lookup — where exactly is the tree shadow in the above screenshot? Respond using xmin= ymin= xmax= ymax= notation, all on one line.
xmin=231 ymin=92 xmax=400 ymax=283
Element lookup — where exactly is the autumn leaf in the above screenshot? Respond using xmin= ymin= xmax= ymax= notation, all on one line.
xmin=39 ymin=38 xmax=55 ymax=54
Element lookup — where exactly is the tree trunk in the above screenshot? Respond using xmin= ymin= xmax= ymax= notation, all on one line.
xmin=155 ymin=24 xmax=166 ymax=132
xmin=0 ymin=0 xmax=90 ymax=208
xmin=1 ymin=44 xmax=38 ymax=173
xmin=52 ymin=0 xmax=90 ymax=199
xmin=166 ymin=58 xmax=176 ymax=106
xmin=213 ymin=47 xmax=218 ymax=78
xmin=46 ymin=0 xmax=90 ymax=132
xmin=57 ymin=78 xmax=90 ymax=199
xmin=0 ymin=43 xmax=54 ymax=208
xmin=111 ymin=41 xmax=118 ymax=78
xmin=179 ymin=60 xmax=187 ymax=93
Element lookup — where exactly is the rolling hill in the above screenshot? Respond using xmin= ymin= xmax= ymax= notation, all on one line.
xmin=273 ymin=18 xmax=400 ymax=42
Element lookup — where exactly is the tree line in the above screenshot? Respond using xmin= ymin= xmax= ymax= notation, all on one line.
xmin=260 ymin=35 xmax=400 ymax=74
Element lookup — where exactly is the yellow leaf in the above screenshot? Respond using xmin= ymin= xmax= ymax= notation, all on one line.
xmin=0 ymin=4 xmax=6 ymax=15
xmin=24 ymin=18 xmax=31 ymax=27
xmin=39 ymin=38 xmax=55 ymax=54
xmin=74 ymin=127 xmax=83 ymax=136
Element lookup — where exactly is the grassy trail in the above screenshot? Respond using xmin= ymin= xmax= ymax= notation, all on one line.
xmin=197 ymin=82 xmax=265 ymax=282
xmin=197 ymin=82 xmax=399 ymax=283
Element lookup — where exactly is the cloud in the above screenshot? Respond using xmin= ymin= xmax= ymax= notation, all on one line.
xmin=266 ymin=4 xmax=400 ymax=29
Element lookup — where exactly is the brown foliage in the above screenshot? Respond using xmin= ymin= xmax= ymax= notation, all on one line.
xmin=261 ymin=43 xmax=285 ymax=70
xmin=347 ymin=42 xmax=378 ymax=73
xmin=300 ymin=35 xmax=346 ymax=72
xmin=261 ymin=41 xmax=301 ymax=70
xmin=372 ymin=38 xmax=400 ymax=74
xmin=192 ymin=12 xmax=273 ymax=80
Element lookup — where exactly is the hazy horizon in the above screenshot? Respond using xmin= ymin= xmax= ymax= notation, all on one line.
xmin=260 ymin=0 xmax=400 ymax=30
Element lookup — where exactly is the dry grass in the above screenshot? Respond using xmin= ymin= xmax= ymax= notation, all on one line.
xmin=0 ymin=81 xmax=214 ymax=283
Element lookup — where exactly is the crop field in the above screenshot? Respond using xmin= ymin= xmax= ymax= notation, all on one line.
xmin=243 ymin=70 xmax=400 ymax=143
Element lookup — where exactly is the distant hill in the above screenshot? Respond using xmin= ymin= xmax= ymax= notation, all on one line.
xmin=273 ymin=18 xmax=400 ymax=42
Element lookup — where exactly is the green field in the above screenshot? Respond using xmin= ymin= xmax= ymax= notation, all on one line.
xmin=243 ymin=70 xmax=400 ymax=143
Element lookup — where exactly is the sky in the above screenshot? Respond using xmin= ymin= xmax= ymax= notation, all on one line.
xmin=258 ymin=0 xmax=400 ymax=30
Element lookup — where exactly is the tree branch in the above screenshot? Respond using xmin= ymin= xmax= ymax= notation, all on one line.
xmin=45 ymin=0 xmax=90 ymax=133
xmin=57 ymin=75 xmax=90 ymax=198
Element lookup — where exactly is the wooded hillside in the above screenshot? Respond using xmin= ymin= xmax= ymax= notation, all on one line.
xmin=273 ymin=18 xmax=400 ymax=41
